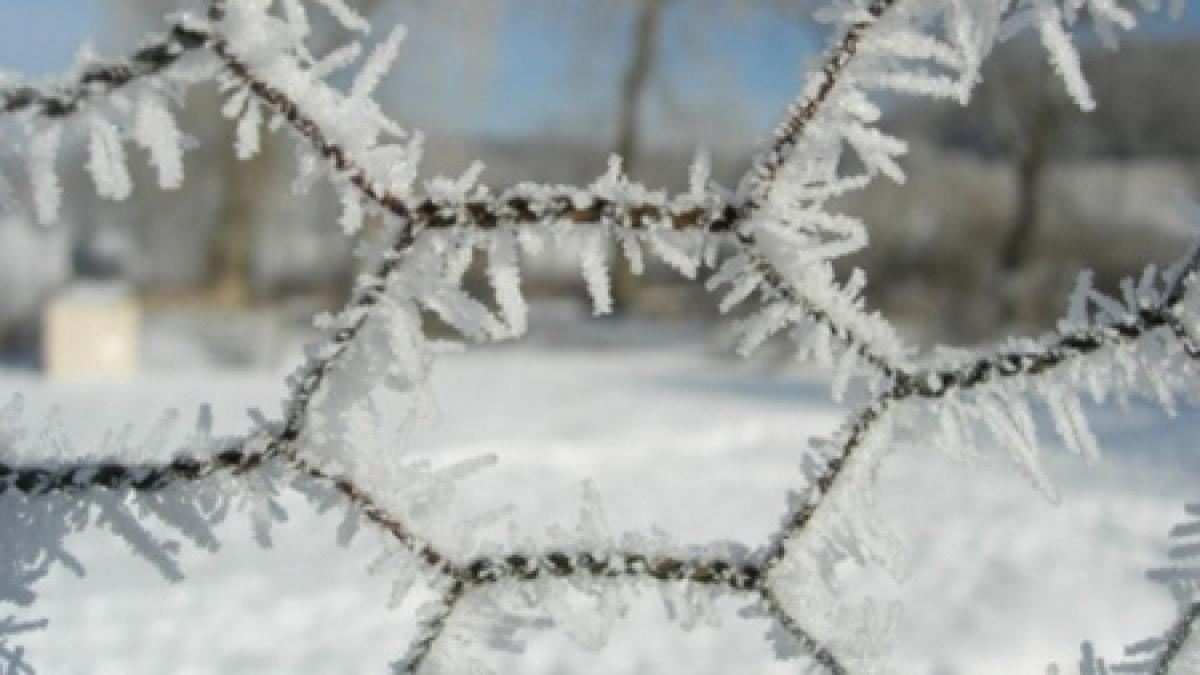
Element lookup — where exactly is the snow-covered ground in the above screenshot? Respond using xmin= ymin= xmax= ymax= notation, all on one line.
xmin=1 ymin=330 xmax=1197 ymax=674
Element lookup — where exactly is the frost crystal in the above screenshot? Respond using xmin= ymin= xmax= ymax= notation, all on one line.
xmin=134 ymin=94 xmax=185 ymax=190
xmin=86 ymin=115 xmax=132 ymax=201
xmin=0 ymin=0 xmax=1196 ymax=672
xmin=29 ymin=124 xmax=62 ymax=225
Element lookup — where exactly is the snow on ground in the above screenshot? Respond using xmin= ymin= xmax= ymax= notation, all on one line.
xmin=1 ymin=327 xmax=1197 ymax=674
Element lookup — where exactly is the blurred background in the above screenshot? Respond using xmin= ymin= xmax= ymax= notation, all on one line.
xmin=1 ymin=0 xmax=1200 ymax=371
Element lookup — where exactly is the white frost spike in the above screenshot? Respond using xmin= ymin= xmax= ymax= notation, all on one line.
xmin=619 ymin=233 xmax=644 ymax=276
xmin=335 ymin=504 xmax=359 ymax=546
xmin=442 ymin=236 xmax=475 ymax=284
xmin=434 ymin=452 xmax=497 ymax=486
xmin=282 ymin=0 xmax=311 ymax=38
xmin=1065 ymin=270 xmax=1095 ymax=329
xmin=979 ymin=392 xmax=1058 ymax=500
xmin=647 ymin=230 xmax=700 ymax=279
xmin=135 ymin=409 xmax=179 ymax=463
xmin=0 ymin=166 xmax=15 ymax=213
xmin=314 ymin=0 xmax=370 ymax=33
xmin=719 ymin=271 xmax=762 ymax=314
xmin=543 ymin=584 xmax=615 ymax=651
xmin=580 ymin=232 xmax=613 ymax=315
xmin=236 ymin=101 xmax=263 ymax=160
xmin=190 ymin=403 xmax=214 ymax=447
xmin=688 ymin=146 xmax=711 ymax=200
xmin=387 ymin=557 xmax=420 ymax=609
xmin=1089 ymin=0 xmax=1137 ymax=35
xmin=577 ymin=480 xmax=613 ymax=549
xmin=87 ymin=115 xmax=132 ymax=201
xmin=351 ymin=24 xmax=407 ymax=100
xmin=135 ymin=95 xmax=185 ymax=189
xmin=737 ymin=302 xmax=791 ymax=356
xmin=420 ymin=282 xmax=506 ymax=343
xmin=487 ymin=230 xmax=527 ymax=336
xmin=869 ymin=30 xmax=964 ymax=70
xmin=1044 ymin=385 xmax=1100 ymax=461
xmin=843 ymin=123 xmax=907 ymax=183
xmin=243 ymin=471 xmax=287 ymax=547
xmin=221 ymin=86 xmax=249 ymax=120
xmin=841 ymin=88 xmax=881 ymax=123
xmin=30 ymin=123 xmax=63 ymax=225
xmin=998 ymin=7 xmax=1039 ymax=42
xmin=339 ymin=188 xmax=363 ymax=235
xmin=830 ymin=346 xmax=859 ymax=403
xmin=312 ymin=42 xmax=363 ymax=79
xmin=706 ymin=255 xmax=750 ymax=293
xmin=429 ymin=160 xmax=484 ymax=199
xmin=1036 ymin=2 xmax=1095 ymax=111
xmin=934 ymin=399 xmax=969 ymax=460
xmin=860 ymin=71 xmax=962 ymax=101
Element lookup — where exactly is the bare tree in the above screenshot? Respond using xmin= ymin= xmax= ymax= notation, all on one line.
xmin=969 ymin=42 xmax=1069 ymax=320
xmin=883 ymin=34 xmax=1200 ymax=334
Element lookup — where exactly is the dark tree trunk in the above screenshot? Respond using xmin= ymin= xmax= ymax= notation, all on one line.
xmin=996 ymin=104 xmax=1055 ymax=325
xmin=611 ymin=0 xmax=666 ymax=314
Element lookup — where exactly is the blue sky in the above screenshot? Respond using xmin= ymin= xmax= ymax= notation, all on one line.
xmin=479 ymin=2 xmax=815 ymax=140
xmin=1 ymin=2 xmax=1196 ymax=144
xmin=0 ymin=0 xmax=104 ymax=75
xmin=0 ymin=0 xmax=820 ymax=143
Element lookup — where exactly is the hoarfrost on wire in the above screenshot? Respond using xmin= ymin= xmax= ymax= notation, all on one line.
xmin=0 ymin=0 xmax=1198 ymax=672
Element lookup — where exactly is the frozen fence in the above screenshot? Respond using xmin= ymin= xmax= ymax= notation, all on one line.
xmin=0 ymin=1 xmax=1197 ymax=672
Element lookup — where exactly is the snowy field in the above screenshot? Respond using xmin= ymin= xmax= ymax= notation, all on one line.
xmin=1 ymin=330 xmax=1197 ymax=674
